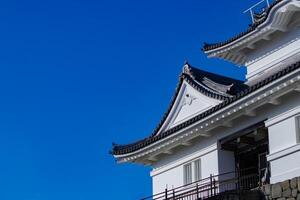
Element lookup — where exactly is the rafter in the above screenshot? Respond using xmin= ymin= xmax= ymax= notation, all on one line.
xmin=244 ymin=110 xmax=256 ymax=117
xmin=237 ymin=136 xmax=255 ymax=145
xmin=268 ymin=98 xmax=281 ymax=105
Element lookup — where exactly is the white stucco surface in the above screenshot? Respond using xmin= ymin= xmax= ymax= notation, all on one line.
xmin=158 ymin=80 xmax=222 ymax=135
xmin=266 ymin=105 xmax=300 ymax=183
xmin=151 ymin=91 xmax=300 ymax=194
xmin=246 ymin=22 xmax=300 ymax=83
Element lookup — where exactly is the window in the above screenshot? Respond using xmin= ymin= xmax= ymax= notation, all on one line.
xmin=183 ymin=159 xmax=202 ymax=185
xmin=183 ymin=163 xmax=192 ymax=185
xmin=194 ymin=159 xmax=202 ymax=181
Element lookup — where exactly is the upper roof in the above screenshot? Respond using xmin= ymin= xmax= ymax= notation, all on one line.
xmin=111 ymin=60 xmax=300 ymax=156
xmin=202 ymin=0 xmax=284 ymax=52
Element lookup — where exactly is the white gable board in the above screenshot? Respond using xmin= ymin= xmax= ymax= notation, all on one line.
xmin=157 ymin=80 xmax=222 ymax=135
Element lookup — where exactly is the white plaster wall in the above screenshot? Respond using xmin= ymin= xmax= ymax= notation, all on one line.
xmin=201 ymin=150 xmax=219 ymax=178
xmin=152 ymin=149 xmax=219 ymax=194
xmin=245 ymin=26 xmax=300 ymax=83
xmin=268 ymin=116 xmax=298 ymax=153
xmin=269 ymin=147 xmax=300 ymax=183
xmin=266 ymin=105 xmax=300 ymax=183
xmin=150 ymin=91 xmax=300 ymax=194
xmin=152 ymin=165 xmax=183 ymax=194
xmin=151 ymin=142 xmax=219 ymax=195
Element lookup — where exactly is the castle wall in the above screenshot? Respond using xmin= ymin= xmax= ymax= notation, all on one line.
xmin=266 ymin=104 xmax=300 ymax=184
xmin=245 ymin=25 xmax=300 ymax=83
xmin=150 ymin=91 xmax=300 ymax=195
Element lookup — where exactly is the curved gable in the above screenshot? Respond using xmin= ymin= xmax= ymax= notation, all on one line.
xmin=157 ymin=80 xmax=222 ymax=135
xmin=112 ymin=63 xmax=248 ymax=156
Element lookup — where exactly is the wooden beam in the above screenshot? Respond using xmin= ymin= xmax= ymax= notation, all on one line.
xmin=247 ymin=43 xmax=256 ymax=49
xmin=181 ymin=141 xmax=192 ymax=146
xmin=244 ymin=110 xmax=256 ymax=117
xmin=222 ymin=121 xmax=233 ymax=128
xmin=268 ymin=99 xmax=281 ymax=105
xmin=142 ymin=160 xmax=153 ymax=166
xmin=148 ymin=156 xmax=158 ymax=162
xmin=219 ymin=121 xmax=265 ymax=146
xmin=163 ymin=149 xmax=173 ymax=155
xmin=221 ymin=144 xmax=236 ymax=151
xmin=235 ymin=139 xmax=268 ymax=155
xmin=253 ymin=128 xmax=267 ymax=136
xmin=198 ymin=133 xmax=210 ymax=137
xmin=263 ymin=35 xmax=272 ymax=41
xmin=253 ymin=129 xmax=258 ymax=135
xmin=237 ymin=136 xmax=255 ymax=145
xmin=271 ymin=25 xmax=287 ymax=32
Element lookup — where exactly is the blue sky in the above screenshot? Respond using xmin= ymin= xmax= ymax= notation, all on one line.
xmin=0 ymin=0 xmax=262 ymax=199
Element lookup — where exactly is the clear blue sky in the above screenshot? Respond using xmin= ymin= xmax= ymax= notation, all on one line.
xmin=0 ymin=0 xmax=260 ymax=199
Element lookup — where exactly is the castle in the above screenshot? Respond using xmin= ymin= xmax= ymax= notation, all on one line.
xmin=111 ymin=1 xmax=300 ymax=199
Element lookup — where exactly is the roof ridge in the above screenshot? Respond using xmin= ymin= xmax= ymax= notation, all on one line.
xmin=181 ymin=62 xmax=238 ymax=97
xmin=187 ymin=64 xmax=244 ymax=83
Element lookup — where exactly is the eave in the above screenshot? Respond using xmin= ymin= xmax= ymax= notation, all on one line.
xmin=113 ymin=61 xmax=300 ymax=164
xmin=111 ymin=63 xmax=245 ymax=156
xmin=203 ymin=0 xmax=300 ymax=65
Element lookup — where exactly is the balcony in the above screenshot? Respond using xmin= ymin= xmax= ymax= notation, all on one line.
xmin=141 ymin=170 xmax=265 ymax=200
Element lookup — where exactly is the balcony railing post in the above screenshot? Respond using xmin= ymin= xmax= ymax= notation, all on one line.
xmin=165 ymin=188 xmax=168 ymax=200
xmin=237 ymin=168 xmax=241 ymax=191
xmin=213 ymin=178 xmax=216 ymax=195
xmin=141 ymin=171 xmax=261 ymax=200
xmin=210 ymin=174 xmax=213 ymax=197
xmin=196 ymin=183 xmax=199 ymax=199
xmin=172 ymin=189 xmax=175 ymax=200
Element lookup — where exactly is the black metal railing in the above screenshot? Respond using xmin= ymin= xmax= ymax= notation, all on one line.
xmin=141 ymin=170 xmax=259 ymax=200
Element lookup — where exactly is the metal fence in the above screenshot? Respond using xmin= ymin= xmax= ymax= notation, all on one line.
xmin=141 ymin=171 xmax=259 ymax=200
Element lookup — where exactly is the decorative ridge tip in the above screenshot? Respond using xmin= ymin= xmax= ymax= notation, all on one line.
xmin=112 ymin=142 xmax=117 ymax=146
xmin=112 ymin=142 xmax=118 ymax=149
xmin=183 ymin=58 xmax=189 ymax=65
xmin=182 ymin=62 xmax=190 ymax=73
xmin=202 ymin=42 xmax=211 ymax=52
xmin=109 ymin=143 xmax=118 ymax=155
xmin=182 ymin=60 xmax=195 ymax=80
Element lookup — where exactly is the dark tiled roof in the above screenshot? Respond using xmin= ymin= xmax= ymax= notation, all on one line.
xmin=145 ymin=64 xmax=246 ymax=144
xmin=202 ymin=0 xmax=283 ymax=52
xmin=189 ymin=66 xmax=247 ymax=95
xmin=111 ymin=60 xmax=300 ymax=155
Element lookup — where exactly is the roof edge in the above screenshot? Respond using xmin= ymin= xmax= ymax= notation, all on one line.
xmin=111 ymin=60 xmax=300 ymax=156
xmin=202 ymin=0 xmax=285 ymax=52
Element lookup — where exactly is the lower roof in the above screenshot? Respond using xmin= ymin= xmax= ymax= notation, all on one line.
xmin=111 ymin=60 xmax=300 ymax=156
